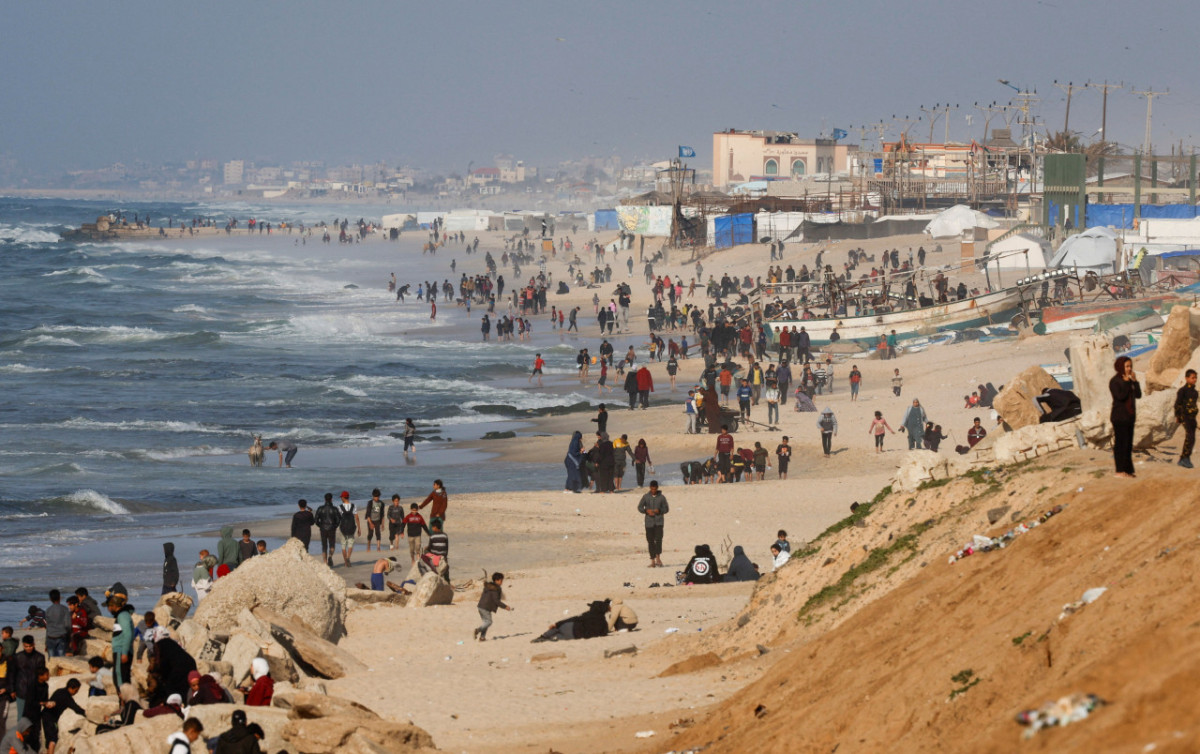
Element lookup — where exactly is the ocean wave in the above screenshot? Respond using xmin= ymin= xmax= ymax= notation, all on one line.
xmin=136 ymin=445 xmax=239 ymax=461
xmin=61 ymin=489 xmax=130 ymax=515
xmin=0 ymin=363 xmax=55 ymax=374
xmin=18 ymin=462 xmax=86 ymax=476
xmin=0 ymin=224 xmax=60 ymax=245
xmin=172 ymin=304 xmax=210 ymax=315
xmin=42 ymin=266 xmax=111 ymax=284
xmin=23 ymin=336 xmax=82 ymax=347
xmin=58 ymin=417 xmax=230 ymax=434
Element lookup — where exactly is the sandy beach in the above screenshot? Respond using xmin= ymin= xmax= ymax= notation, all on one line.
xmin=161 ymin=225 xmax=1113 ymax=753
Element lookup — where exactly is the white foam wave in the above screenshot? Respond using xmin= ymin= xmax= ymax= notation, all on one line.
xmin=25 ymin=324 xmax=170 ymax=344
xmin=137 ymin=445 xmax=238 ymax=461
xmin=64 ymin=489 xmax=130 ymax=515
xmin=43 ymin=266 xmax=111 ymax=283
xmin=24 ymin=336 xmax=81 ymax=347
xmin=59 ymin=417 xmax=227 ymax=434
xmin=326 ymin=384 xmax=368 ymax=398
xmin=0 ymin=224 xmax=60 ymax=245
xmin=172 ymin=304 xmax=210 ymax=315
xmin=0 ymin=363 xmax=55 ymax=374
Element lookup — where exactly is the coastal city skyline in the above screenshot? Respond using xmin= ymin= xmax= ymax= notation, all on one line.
xmin=4 ymin=0 xmax=1200 ymax=190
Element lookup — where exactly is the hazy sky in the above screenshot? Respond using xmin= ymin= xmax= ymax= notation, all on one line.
xmin=4 ymin=0 xmax=1199 ymax=174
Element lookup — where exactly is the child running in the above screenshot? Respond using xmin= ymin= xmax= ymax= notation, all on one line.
xmin=868 ymin=410 xmax=895 ymax=452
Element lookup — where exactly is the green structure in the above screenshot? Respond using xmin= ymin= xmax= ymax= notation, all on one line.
xmin=1042 ymin=153 xmax=1086 ymax=231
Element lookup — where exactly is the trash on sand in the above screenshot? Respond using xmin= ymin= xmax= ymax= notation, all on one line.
xmin=664 ymin=627 xmax=679 ymax=634
xmin=949 ymin=505 xmax=1066 ymax=564
xmin=634 ymin=730 xmax=655 ymax=738
xmin=1059 ymin=587 xmax=1107 ymax=621
xmin=1016 ymin=693 xmax=1105 ymax=738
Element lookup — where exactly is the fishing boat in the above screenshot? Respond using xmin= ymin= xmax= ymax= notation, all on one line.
xmin=1038 ymin=293 xmax=1179 ymax=334
xmin=763 ymin=285 xmax=1028 ymax=347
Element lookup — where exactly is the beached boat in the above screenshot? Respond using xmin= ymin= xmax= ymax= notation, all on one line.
xmin=764 ymin=286 xmax=1028 ymax=347
xmin=1038 ymin=293 xmax=1179 ymax=334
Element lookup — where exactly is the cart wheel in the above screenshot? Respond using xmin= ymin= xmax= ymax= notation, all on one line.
xmin=729 ymin=417 xmax=740 ymax=432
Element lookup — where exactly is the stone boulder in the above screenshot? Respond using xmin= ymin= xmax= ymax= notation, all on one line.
xmin=1069 ymin=334 xmax=1116 ymax=414
xmin=346 ymin=587 xmax=407 ymax=607
xmin=992 ymin=417 xmax=1082 ymax=465
xmin=993 ymin=365 xmax=1061 ymax=430
xmin=195 ymin=538 xmax=347 ymax=642
xmin=253 ymin=606 xmax=366 ymax=680
xmin=890 ymin=450 xmax=972 ymax=493
xmin=70 ymin=703 xmax=293 ymax=754
xmin=48 ymin=656 xmax=92 ymax=676
xmin=221 ymin=630 xmax=265 ymax=685
xmin=1148 ymin=304 xmax=1200 ymax=392
xmin=406 ymin=572 xmax=454 ymax=609
xmin=281 ymin=717 xmax=436 ymax=754
xmin=274 ymin=690 xmax=380 ymax=721
xmin=1134 ymin=385 xmax=1181 ymax=449
xmin=151 ymin=592 xmax=193 ymax=627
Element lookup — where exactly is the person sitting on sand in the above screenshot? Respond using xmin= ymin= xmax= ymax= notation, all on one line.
xmin=724 ymin=546 xmax=759 ymax=582
xmin=606 ymin=598 xmax=638 ymax=632
xmin=771 ymin=544 xmax=791 ymax=572
xmin=682 ymin=545 xmax=721 ymax=584
xmin=531 ymin=600 xmax=610 ymax=643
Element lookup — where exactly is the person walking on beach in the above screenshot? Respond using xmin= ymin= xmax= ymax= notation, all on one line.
xmin=402 ymin=504 xmax=431 ymax=564
xmin=637 ymin=481 xmax=668 ymax=568
xmin=775 ymin=436 xmax=792 ymax=479
xmin=633 ymin=438 xmax=653 ymax=488
xmin=475 ymin=572 xmax=513 ymax=642
xmin=530 ymin=353 xmax=545 ymax=387
xmin=636 ymin=365 xmax=654 ymax=409
xmin=267 ymin=440 xmax=297 ymax=468
xmin=386 ymin=495 xmax=404 ymax=551
xmin=764 ymin=380 xmax=780 ymax=426
xmin=818 ymin=408 xmax=838 ymax=458
xmin=403 ymin=418 xmax=417 ymax=456
xmin=1174 ymin=368 xmax=1198 ymax=469
xmin=899 ymin=399 xmax=926 ymax=450
xmin=337 ymin=491 xmax=360 ymax=567
xmin=868 ymin=411 xmax=895 ymax=453
xmin=365 ymin=490 xmax=386 ymax=553
xmin=291 ymin=499 xmax=314 ymax=552
xmin=892 ymin=368 xmax=903 ymax=397
xmin=591 ymin=404 xmax=608 ymax=435
xmin=314 ymin=493 xmax=341 ymax=568
xmin=623 ymin=368 xmax=639 ymax=410
xmin=716 ymin=425 xmax=734 ymax=482
xmin=564 ymin=431 xmax=584 ymax=493
xmin=1110 ymin=356 xmax=1141 ymax=478
xmin=418 ymin=479 xmax=449 ymax=520
xmin=737 ymin=378 xmax=753 ymax=420
xmin=849 ymin=365 xmax=862 ymax=401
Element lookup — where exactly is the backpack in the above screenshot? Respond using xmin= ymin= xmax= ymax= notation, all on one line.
xmin=315 ymin=504 xmax=340 ymax=531
xmin=339 ymin=504 xmax=357 ymax=535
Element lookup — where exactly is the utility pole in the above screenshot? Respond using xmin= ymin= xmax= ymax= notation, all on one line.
xmin=1086 ymin=81 xmax=1123 ymax=147
xmin=1052 ymin=80 xmax=1081 ymax=134
xmin=1131 ymin=87 xmax=1168 ymax=155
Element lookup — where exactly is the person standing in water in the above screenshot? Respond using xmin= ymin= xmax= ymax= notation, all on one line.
xmin=267 ymin=440 xmax=297 ymax=468
xmin=403 ymin=418 xmax=417 ymax=456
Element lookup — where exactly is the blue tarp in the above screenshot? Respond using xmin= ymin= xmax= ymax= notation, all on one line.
xmin=594 ymin=209 xmax=619 ymax=230
xmin=714 ymin=213 xmax=754 ymax=248
xmin=1086 ymin=203 xmax=1199 ymax=229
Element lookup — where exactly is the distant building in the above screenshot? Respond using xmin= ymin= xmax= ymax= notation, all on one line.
xmin=469 ymin=167 xmax=500 ymax=186
xmin=712 ymin=130 xmax=857 ymax=188
xmin=223 ymin=160 xmax=244 ymax=185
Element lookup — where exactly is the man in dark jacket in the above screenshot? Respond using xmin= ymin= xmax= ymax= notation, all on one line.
xmin=314 ymin=493 xmax=342 ymax=568
xmin=10 ymin=636 xmax=45 ymax=720
xmin=162 ymin=542 xmax=180 ymax=594
xmin=214 ymin=709 xmax=261 ymax=754
xmin=291 ymin=499 xmax=315 ymax=552
xmin=637 ymin=482 xmax=669 ymax=567
xmin=474 ymin=572 xmax=512 ymax=642
xmin=623 ymin=369 xmax=639 ymax=410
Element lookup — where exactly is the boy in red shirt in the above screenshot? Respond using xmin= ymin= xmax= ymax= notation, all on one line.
xmin=401 ymin=504 xmax=431 ymax=564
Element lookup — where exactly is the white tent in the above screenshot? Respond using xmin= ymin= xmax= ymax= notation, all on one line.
xmin=1049 ymin=227 xmax=1119 ymax=272
xmin=924 ymin=204 xmax=999 ymax=239
xmin=985 ymin=233 xmax=1051 ymax=277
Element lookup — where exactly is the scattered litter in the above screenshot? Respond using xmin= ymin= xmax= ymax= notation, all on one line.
xmin=456 ymin=641 xmax=464 ymax=645
xmin=634 ymin=730 xmax=655 ymax=738
xmin=444 ymin=656 xmax=452 ymax=661
xmin=1059 ymin=587 xmax=1107 ymax=620
xmin=949 ymin=505 xmax=1066 ymax=564
xmin=622 ymin=581 xmax=634 ymax=588
xmin=1016 ymin=693 xmax=1106 ymax=738
xmin=669 ymin=717 xmax=695 ymax=730
xmin=664 ymin=627 xmax=679 ymax=634
xmin=1077 ymin=487 xmax=1084 ymax=493
xmin=563 ymin=535 xmax=569 ymax=539
xmin=754 ymin=704 xmax=768 ymax=719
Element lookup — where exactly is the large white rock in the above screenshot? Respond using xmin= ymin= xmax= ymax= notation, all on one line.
xmin=151 ymin=592 xmax=193 ymax=627
xmin=1147 ymin=304 xmax=1200 ymax=392
xmin=253 ymin=606 xmax=366 ymax=680
xmin=221 ymin=630 xmax=264 ymax=686
xmin=891 ymin=450 xmax=972 ymax=493
xmin=195 ymin=538 xmax=347 ymax=642
xmin=406 ymin=572 xmax=454 ymax=609
xmin=1069 ymin=334 xmax=1115 ymax=414
xmin=994 ymin=365 xmax=1060 ymax=430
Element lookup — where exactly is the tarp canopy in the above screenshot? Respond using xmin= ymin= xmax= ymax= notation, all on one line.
xmin=713 ymin=213 xmax=754 ymax=248
xmin=785 ymin=217 xmax=928 ymax=242
xmin=1087 ymin=203 xmax=1200 ymax=229
xmin=593 ymin=209 xmax=619 ymax=231
xmin=617 ymin=206 xmax=672 ymax=236
xmin=1050 ymin=227 xmax=1119 ymax=272
xmin=986 ymin=233 xmax=1051 ymax=272
xmin=924 ymin=204 xmax=1000 ymax=238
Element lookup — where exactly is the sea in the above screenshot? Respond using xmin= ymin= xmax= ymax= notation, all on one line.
xmin=0 ymin=197 xmax=594 ymax=624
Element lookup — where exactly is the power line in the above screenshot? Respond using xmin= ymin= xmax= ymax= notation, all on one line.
xmin=1131 ymin=87 xmax=1169 ymax=155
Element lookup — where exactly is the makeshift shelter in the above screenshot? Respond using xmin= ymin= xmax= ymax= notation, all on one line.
xmin=924 ymin=204 xmax=999 ymax=239
xmin=712 ymin=213 xmax=754 ymax=248
xmin=592 ymin=209 xmax=619 ymax=231
xmin=1049 ymin=227 xmax=1120 ymax=272
xmin=985 ymin=233 xmax=1051 ymax=277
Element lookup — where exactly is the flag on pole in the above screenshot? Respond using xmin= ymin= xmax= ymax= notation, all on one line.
xmin=678 ymin=146 xmax=695 ymax=158
xmin=831 ymin=128 xmax=848 ymax=140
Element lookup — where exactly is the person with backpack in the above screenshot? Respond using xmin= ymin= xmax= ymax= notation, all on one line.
xmin=817 ymin=408 xmax=838 ymax=458
xmin=364 ymin=490 xmax=386 ymax=553
xmin=314 ymin=494 xmax=342 ymax=568
xmin=336 ymin=491 xmax=360 ymax=568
